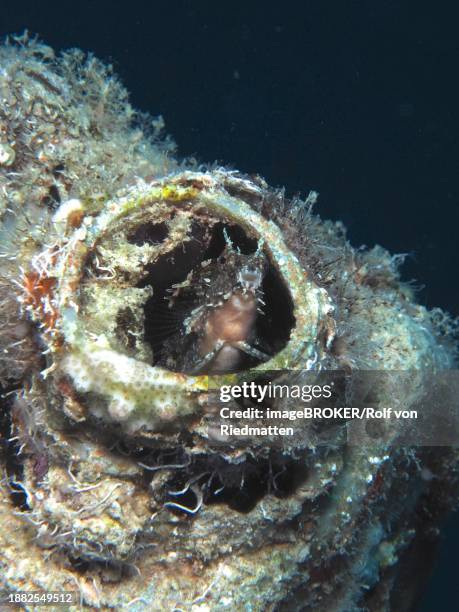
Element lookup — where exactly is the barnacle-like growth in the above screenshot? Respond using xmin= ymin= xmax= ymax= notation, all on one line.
xmin=0 ymin=34 xmax=458 ymax=611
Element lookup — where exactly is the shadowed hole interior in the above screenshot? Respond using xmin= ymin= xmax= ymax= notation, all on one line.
xmin=160 ymin=452 xmax=308 ymax=514
xmin=0 ymin=386 xmax=30 ymax=510
xmin=128 ymin=221 xmax=169 ymax=246
xmin=138 ymin=220 xmax=294 ymax=373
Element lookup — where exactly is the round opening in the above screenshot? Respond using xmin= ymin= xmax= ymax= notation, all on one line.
xmin=139 ymin=220 xmax=295 ymax=374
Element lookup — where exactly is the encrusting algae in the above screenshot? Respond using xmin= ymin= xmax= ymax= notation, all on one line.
xmin=0 ymin=33 xmax=458 ymax=610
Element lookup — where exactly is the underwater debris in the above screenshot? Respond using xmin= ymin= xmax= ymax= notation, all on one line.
xmin=0 ymin=33 xmax=458 ymax=611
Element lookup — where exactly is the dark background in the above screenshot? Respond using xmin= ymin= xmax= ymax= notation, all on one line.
xmin=2 ymin=1 xmax=458 ymax=609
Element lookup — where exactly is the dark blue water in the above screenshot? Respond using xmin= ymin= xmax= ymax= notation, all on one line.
xmin=2 ymin=1 xmax=458 ymax=609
